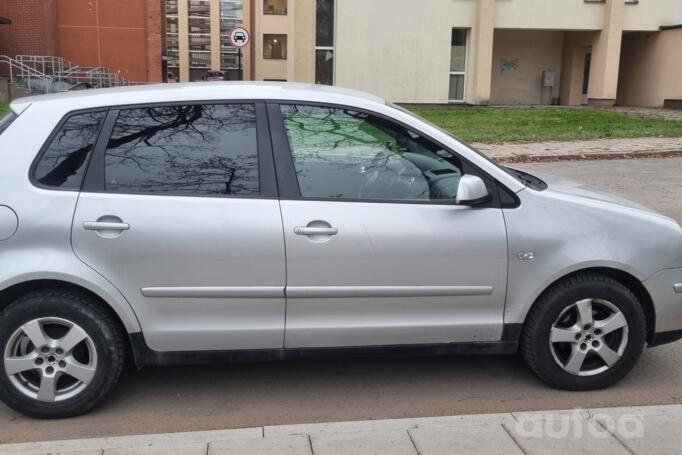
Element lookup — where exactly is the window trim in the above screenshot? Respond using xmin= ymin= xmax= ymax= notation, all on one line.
xmin=29 ymin=107 xmax=110 ymax=193
xmin=448 ymin=28 xmax=470 ymax=104
xmin=267 ymin=101 xmax=509 ymax=208
xmin=79 ymin=101 xmax=277 ymax=200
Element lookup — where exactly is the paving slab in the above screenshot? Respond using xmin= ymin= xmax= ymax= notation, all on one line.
xmin=209 ymin=435 xmax=311 ymax=455
xmin=264 ymin=413 xmax=514 ymax=438
xmin=505 ymin=418 xmax=631 ymax=454
xmin=595 ymin=413 xmax=681 ymax=455
xmin=409 ymin=423 xmax=524 ymax=455
xmin=311 ymin=429 xmax=417 ymax=455
xmin=103 ymin=443 xmax=207 ymax=455
xmin=0 ymin=428 xmax=262 ymax=455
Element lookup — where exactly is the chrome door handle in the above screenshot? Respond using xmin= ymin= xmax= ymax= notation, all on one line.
xmin=294 ymin=227 xmax=338 ymax=236
xmin=83 ymin=221 xmax=130 ymax=231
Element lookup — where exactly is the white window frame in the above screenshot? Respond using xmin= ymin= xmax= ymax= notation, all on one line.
xmin=448 ymin=28 xmax=469 ymax=104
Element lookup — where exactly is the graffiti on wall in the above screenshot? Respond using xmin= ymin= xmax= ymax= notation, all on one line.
xmin=500 ymin=58 xmax=520 ymax=74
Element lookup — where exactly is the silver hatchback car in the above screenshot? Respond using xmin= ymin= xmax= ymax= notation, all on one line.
xmin=1 ymin=83 xmax=682 ymax=418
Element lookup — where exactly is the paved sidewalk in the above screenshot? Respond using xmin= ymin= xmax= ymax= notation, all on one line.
xmin=3 ymin=404 xmax=682 ymax=454
xmin=473 ymin=136 xmax=682 ymax=163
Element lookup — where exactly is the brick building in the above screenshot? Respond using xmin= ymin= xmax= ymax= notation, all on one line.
xmin=0 ymin=0 xmax=164 ymax=82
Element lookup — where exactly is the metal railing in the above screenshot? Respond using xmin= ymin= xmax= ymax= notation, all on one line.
xmin=15 ymin=55 xmax=135 ymax=89
xmin=1 ymin=54 xmax=149 ymax=95
xmin=0 ymin=55 xmax=54 ymax=93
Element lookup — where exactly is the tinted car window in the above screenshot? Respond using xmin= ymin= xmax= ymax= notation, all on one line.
xmin=104 ymin=104 xmax=259 ymax=196
xmin=0 ymin=111 xmax=18 ymax=136
xmin=281 ymin=105 xmax=463 ymax=201
xmin=34 ymin=111 xmax=106 ymax=189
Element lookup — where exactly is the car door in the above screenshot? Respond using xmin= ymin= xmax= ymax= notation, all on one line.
xmin=71 ymin=102 xmax=286 ymax=352
xmin=269 ymin=103 xmax=508 ymax=348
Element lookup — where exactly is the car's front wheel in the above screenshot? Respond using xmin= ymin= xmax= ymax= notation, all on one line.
xmin=0 ymin=289 xmax=125 ymax=418
xmin=521 ymin=273 xmax=647 ymax=390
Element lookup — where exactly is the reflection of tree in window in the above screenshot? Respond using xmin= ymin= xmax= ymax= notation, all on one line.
xmin=35 ymin=112 xmax=105 ymax=189
xmin=104 ymin=104 xmax=259 ymax=196
xmin=281 ymin=105 xmax=462 ymax=201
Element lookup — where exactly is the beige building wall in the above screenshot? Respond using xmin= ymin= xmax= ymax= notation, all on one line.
xmin=334 ymin=0 xmax=477 ymax=104
xmin=623 ymin=0 xmax=682 ymax=31
xmin=559 ymin=31 xmax=598 ymax=106
xmin=490 ymin=30 xmax=563 ymax=105
xmin=292 ymin=0 xmax=315 ymax=82
xmin=495 ymin=0 xmax=603 ymax=31
xmin=253 ymin=0 xmax=291 ymax=80
xmin=617 ymin=29 xmax=682 ymax=107
xmin=586 ymin=0 xmax=624 ymax=105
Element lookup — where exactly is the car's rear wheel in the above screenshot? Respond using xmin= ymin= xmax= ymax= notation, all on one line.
xmin=521 ymin=273 xmax=647 ymax=390
xmin=0 ymin=289 xmax=125 ymax=418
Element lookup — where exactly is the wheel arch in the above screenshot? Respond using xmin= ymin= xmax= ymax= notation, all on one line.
xmin=523 ymin=267 xmax=656 ymax=344
xmin=0 ymin=278 xmax=141 ymax=339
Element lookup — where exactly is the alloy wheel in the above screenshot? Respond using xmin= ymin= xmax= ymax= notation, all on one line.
xmin=549 ymin=299 xmax=629 ymax=376
xmin=3 ymin=317 xmax=98 ymax=402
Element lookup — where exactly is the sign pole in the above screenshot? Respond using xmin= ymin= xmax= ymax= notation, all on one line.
xmin=229 ymin=26 xmax=250 ymax=82
xmin=238 ymin=48 xmax=243 ymax=81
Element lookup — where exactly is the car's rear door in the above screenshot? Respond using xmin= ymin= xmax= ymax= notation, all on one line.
xmin=71 ymin=102 xmax=286 ymax=352
xmin=269 ymin=103 xmax=508 ymax=349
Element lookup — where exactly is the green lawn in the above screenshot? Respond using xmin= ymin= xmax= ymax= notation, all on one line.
xmin=410 ymin=106 xmax=682 ymax=144
xmin=0 ymin=102 xmax=8 ymax=116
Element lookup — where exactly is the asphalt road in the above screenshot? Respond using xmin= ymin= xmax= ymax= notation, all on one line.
xmin=1 ymin=157 xmax=681 ymax=444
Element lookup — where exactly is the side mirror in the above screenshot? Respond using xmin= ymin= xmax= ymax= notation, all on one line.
xmin=456 ymin=175 xmax=491 ymax=206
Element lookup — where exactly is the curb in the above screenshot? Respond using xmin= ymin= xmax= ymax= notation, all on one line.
xmin=2 ymin=404 xmax=682 ymax=454
xmin=493 ymin=149 xmax=682 ymax=164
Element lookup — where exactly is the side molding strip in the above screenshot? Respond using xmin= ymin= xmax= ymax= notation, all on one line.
xmin=141 ymin=287 xmax=284 ymax=298
xmin=286 ymin=286 xmax=494 ymax=299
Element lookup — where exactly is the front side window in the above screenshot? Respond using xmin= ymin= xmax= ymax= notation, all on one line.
xmin=34 ymin=111 xmax=105 ymax=189
xmin=263 ymin=34 xmax=287 ymax=59
xmin=104 ymin=104 xmax=259 ymax=197
xmin=281 ymin=105 xmax=463 ymax=202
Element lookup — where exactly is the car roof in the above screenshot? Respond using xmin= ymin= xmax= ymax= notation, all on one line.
xmin=9 ymin=82 xmax=387 ymax=113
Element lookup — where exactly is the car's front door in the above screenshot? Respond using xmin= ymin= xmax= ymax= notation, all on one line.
xmin=71 ymin=103 xmax=286 ymax=352
xmin=270 ymin=104 xmax=508 ymax=348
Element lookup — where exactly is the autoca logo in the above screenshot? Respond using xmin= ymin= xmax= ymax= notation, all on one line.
xmin=512 ymin=409 xmax=644 ymax=440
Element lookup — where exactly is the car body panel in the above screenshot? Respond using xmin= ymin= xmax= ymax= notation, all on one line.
xmin=643 ymin=268 xmax=682 ymax=333
xmin=0 ymin=104 xmax=141 ymax=333
xmin=503 ymin=185 xmax=682 ymax=327
xmin=280 ymin=200 xmax=508 ymax=348
xmin=71 ymin=193 xmax=287 ymax=351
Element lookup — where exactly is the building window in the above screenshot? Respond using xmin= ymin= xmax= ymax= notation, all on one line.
xmin=220 ymin=0 xmax=244 ymax=72
xmin=165 ymin=0 xmax=179 ymax=70
xmin=263 ymin=34 xmax=287 ymax=59
xmin=315 ymin=0 xmax=334 ymax=85
xmin=449 ymin=29 xmax=468 ymax=102
xmin=264 ymin=0 xmax=287 ymax=15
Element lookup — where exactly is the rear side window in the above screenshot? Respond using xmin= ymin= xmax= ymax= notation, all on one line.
xmin=103 ymin=104 xmax=259 ymax=196
xmin=0 ymin=111 xmax=18 ymax=136
xmin=33 ymin=111 xmax=106 ymax=189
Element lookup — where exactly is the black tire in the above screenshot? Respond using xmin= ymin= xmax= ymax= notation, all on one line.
xmin=521 ymin=273 xmax=646 ymax=390
xmin=0 ymin=288 xmax=126 ymax=418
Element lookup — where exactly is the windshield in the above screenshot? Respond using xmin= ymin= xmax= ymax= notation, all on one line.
xmin=387 ymin=102 xmax=530 ymax=188
xmin=0 ymin=111 xmax=18 ymax=137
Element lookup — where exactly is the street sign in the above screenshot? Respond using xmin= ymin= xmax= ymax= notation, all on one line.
xmin=229 ymin=27 xmax=250 ymax=48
